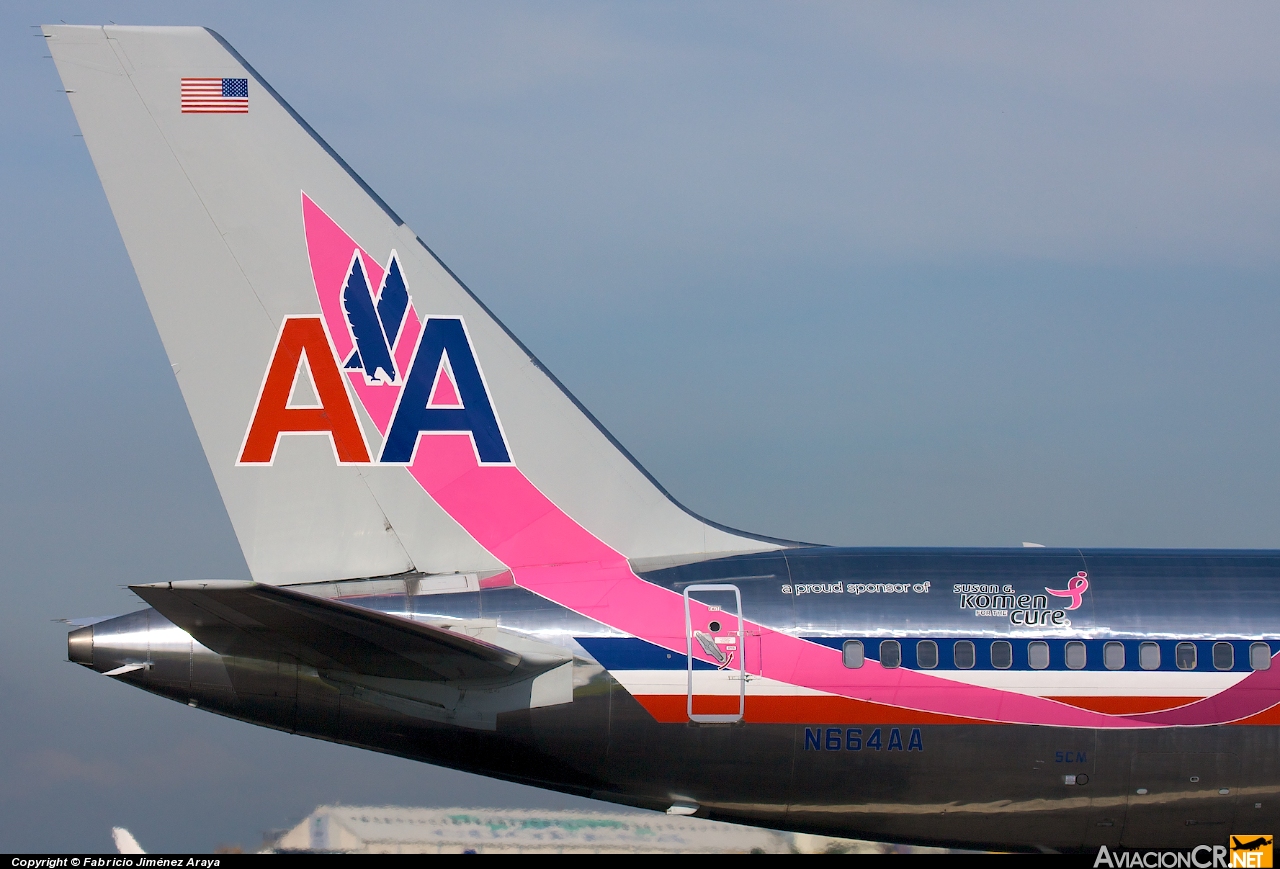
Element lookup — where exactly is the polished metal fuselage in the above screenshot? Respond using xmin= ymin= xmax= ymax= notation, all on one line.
xmin=70 ymin=547 xmax=1280 ymax=852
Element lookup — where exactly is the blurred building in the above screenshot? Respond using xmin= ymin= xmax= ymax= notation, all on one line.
xmin=265 ymin=805 xmax=904 ymax=854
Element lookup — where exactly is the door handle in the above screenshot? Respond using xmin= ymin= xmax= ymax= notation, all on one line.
xmin=694 ymin=631 xmax=727 ymax=664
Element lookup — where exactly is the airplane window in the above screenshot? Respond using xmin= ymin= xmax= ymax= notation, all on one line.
xmin=880 ymin=640 xmax=901 ymax=669
xmin=1213 ymin=642 xmax=1234 ymax=671
xmin=917 ymin=640 xmax=938 ymax=669
xmin=953 ymin=640 xmax=975 ymax=669
xmin=991 ymin=641 xmax=1012 ymax=670
xmin=1104 ymin=641 xmax=1125 ymax=670
xmin=1065 ymin=641 xmax=1086 ymax=670
xmin=1139 ymin=642 xmax=1160 ymax=670
xmin=708 ymin=621 xmax=721 ymax=632
xmin=1176 ymin=642 xmax=1197 ymax=670
xmin=1028 ymin=641 xmax=1049 ymax=670
xmin=842 ymin=639 xmax=864 ymax=669
xmin=1251 ymin=642 xmax=1271 ymax=671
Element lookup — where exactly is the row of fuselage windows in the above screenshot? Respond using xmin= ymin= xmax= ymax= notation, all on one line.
xmin=841 ymin=639 xmax=1273 ymax=672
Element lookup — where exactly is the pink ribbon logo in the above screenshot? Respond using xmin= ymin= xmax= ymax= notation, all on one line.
xmin=1045 ymin=572 xmax=1089 ymax=610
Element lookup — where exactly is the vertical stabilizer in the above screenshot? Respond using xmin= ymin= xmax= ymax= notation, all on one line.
xmin=46 ymin=25 xmax=787 ymax=585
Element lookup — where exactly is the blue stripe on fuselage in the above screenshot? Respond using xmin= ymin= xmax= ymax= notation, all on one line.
xmin=576 ymin=635 xmax=1271 ymax=673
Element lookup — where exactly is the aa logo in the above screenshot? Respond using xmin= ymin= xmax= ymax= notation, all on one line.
xmin=1230 ymin=836 xmax=1273 ymax=868
xmin=238 ymin=195 xmax=512 ymax=467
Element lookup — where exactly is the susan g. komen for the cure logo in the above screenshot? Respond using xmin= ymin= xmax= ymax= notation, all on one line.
xmin=238 ymin=194 xmax=510 ymax=467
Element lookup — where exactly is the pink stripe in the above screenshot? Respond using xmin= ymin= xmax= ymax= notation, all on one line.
xmin=400 ymin=437 xmax=1115 ymax=726
xmin=401 ymin=435 xmax=1280 ymax=727
xmin=302 ymin=196 xmax=1280 ymax=729
xmin=302 ymin=194 xmax=358 ymax=362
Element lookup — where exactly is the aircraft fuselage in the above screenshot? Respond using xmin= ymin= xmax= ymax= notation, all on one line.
xmin=73 ymin=547 xmax=1280 ymax=852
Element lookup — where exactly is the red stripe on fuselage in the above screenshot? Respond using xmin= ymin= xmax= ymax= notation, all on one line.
xmin=634 ymin=694 xmax=987 ymax=725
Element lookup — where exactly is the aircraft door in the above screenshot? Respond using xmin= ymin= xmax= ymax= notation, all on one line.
xmin=684 ymin=584 xmax=746 ymax=723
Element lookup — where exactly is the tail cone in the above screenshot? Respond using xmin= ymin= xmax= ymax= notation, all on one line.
xmin=68 ymin=625 xmax=93 ymax=667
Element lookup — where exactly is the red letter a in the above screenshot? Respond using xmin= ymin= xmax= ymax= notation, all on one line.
xmin=238 ymin=317 xmax=371 ymax=464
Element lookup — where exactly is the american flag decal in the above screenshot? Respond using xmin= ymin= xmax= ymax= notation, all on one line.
xmin=181 ymin=78 xmax=249 ymax=113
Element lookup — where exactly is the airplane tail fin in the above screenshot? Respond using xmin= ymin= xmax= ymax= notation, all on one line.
xmin=46 ymin=25 xmax=785 ymax=585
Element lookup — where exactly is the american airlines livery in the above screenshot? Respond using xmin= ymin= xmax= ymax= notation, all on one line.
xmin=47 ymin=26 xmax=1280 ymax=853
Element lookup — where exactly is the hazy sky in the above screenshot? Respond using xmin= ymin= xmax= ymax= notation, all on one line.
xmin=5 ymin=0 xmax=1280 ymax=851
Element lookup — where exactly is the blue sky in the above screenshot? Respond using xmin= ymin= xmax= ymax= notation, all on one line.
xmin=4 ymin=1 xmax=1280 ymax=851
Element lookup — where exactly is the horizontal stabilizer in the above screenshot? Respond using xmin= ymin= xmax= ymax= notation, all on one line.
xmin=103 ymin=663 xmax=146 ymax=677
xmin=131 ymin=581 xmax=520 ymax=681
xmin=57 ymin=615 xmax=118 ymax=627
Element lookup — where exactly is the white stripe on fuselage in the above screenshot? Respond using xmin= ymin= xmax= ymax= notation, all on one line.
xmin=608 ymin=668 xmax=1246 ymax=699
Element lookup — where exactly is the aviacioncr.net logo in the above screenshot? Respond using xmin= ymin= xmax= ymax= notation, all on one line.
xmin=1095 ymin=839 xmax=1273 ymax=869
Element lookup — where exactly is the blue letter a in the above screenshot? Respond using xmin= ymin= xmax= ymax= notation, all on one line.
xmin=380 ymin=317 xmax=511 ymax=464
